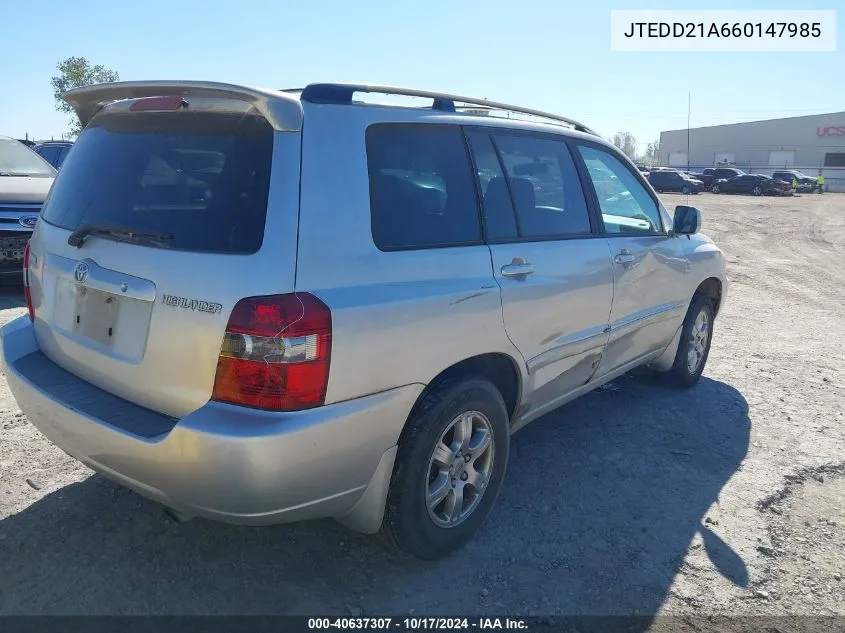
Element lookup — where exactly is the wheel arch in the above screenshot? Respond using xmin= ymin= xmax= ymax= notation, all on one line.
xmin=409 ymin=352 xmax=524 ymax=426
xmin=696 ymin=276 xmax=723 ymax=317
xmin=652 ymin=276 xmax=723 ymax=373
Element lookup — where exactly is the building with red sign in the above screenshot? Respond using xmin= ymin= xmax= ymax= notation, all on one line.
xmin=659 ymin=111 xmax=845 ymax=191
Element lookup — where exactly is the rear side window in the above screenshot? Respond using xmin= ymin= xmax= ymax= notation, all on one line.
xmin=465 ymin=131 xmax=518 ymax=240
xmin=492 ymin=134 xmax=591 ymax=238
xmin=41 ymin=111 xmax=273 ymax=254
xmin=56 ymin=146 xmax=71 ymax=168
xmin=366 ymin=124 xmax=481 ymax=250
xmin=36 ymin=145 xmax=59 ymax=167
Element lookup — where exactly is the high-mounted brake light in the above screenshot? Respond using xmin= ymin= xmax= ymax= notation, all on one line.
xmin=23 ymin=241 xmax=34 ymax=322
xmin=129 ymin=95 xmax=188 ymax=112
xmin=211 ymin=293 xmax=332 ymax=411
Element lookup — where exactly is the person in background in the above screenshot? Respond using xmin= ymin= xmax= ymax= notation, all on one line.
xmin=792 ymin=177 xmax=799 ymax=194
xmin=816 ymin=172 xmax=825 ymax=194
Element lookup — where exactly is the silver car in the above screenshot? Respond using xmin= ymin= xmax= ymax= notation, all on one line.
xmin=0 ymin=81 xmax=727 ymax=560
xmin=0 ymin=135 xmax=55 ymax=284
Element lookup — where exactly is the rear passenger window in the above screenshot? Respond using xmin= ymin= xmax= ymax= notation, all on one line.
xmin=366 ymin=124 xmax=481 ymax=250
xmin=492 ymin=135 xmax=591 ymax=238
xmin=465 ymin=131 xmax=518 ymax=240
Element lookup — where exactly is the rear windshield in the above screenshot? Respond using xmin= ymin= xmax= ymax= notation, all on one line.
xmin=41 ymin=111 xmax=273 ymax=254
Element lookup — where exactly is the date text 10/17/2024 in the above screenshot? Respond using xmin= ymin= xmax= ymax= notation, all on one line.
xmin=307 ymin=618 xmax=529 ymax=630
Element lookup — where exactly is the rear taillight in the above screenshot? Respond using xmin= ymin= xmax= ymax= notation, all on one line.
xmin=23 ymin=241 xmax=34 ymax=322
xmin=211 ymin=293 xmax=332 ymax=411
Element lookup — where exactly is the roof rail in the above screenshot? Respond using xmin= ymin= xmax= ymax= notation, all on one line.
xmin=297 ymin=83 xmax=598 ymax=135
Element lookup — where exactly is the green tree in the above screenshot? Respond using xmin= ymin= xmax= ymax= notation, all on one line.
xmin=611 ymin=131 xmax=638 ymax=161
xmin=51 ymin=57 xmax=119 ymax=137
xmin=639 ymin=139 xmax=660 ymax=166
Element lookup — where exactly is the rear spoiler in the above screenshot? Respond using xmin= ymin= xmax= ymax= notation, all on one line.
xmin=63 ymin=80 xmax=304 ymax=131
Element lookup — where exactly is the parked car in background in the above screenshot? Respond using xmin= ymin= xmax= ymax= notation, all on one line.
xmin=772 ymin=170 xmax=815 ymax=193
xmin=33 ymin=141 xmax=73 ymax=170
xmin=698 ymin=167 xmax=744 ymax=189
xmin=1 ymin=81 xmax=727 ymax=560
xmin=0 ymin=135 xmax=56 ymax=284
xmin=708 ymin=168 xmax=747 ymax=193
xmin=648 ymin=169 xmax=704 ymax=194
xmin=712 ymin=173 xmax=792 ymax=196
xmin=698 ymin=169 xmax=716 ymax=188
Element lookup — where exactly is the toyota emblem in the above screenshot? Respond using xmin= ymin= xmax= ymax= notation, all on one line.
xmin=74 ymin=262 xmax=90 ymax=284
xmin=18 ymin=216 xmax=39 ymax=229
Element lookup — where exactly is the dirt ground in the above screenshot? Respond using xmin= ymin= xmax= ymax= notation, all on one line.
xmin=0 ymin=192 xmax=843 ymax=623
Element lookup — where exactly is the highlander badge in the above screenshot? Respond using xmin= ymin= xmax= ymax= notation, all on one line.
xmin=162 ymin=294 xmax=223 ymax=315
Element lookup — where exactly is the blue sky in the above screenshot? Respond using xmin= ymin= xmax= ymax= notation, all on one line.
xmin=1 ymin=0 xmax=841 ymax=151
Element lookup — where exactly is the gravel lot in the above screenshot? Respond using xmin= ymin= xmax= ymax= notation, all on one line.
xmin=0 ymin=192 xmax=843 ymax=621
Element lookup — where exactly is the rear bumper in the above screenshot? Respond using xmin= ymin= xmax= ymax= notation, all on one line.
xmin=0 ymin=315 xmax=422 ymax=531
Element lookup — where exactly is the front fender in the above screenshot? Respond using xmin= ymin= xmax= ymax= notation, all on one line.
xmin=684 ymin=234 xmax=728 ymax=314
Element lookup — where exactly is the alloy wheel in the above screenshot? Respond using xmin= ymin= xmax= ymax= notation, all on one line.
xmin=686 ymin=309 xmax=710 ymax=374
xmin=425 ymin=411 xmax=495 ymax=528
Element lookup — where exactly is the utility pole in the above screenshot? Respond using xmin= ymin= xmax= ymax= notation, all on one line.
xmin=686 ymin=92 xmax=691 ymax=172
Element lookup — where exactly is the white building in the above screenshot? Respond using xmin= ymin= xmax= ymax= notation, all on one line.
xmin=659 ymin=111 xmax=845 ymax=191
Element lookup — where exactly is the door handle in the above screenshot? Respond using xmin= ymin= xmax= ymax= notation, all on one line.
xmin=501 ymin=257 xmax=534 ymax=278
xmin=614 ymin=249 xmax=636 ymax=265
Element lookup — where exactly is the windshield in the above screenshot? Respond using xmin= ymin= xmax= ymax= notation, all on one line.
xmin=0 ymin=137 xmax=56 ymax=177
xmin=40 ymin=110 xmax=274 ymax=254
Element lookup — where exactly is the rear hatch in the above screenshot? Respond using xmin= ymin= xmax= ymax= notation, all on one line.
xmin=27 ymin=85 xmax=303 ymax=418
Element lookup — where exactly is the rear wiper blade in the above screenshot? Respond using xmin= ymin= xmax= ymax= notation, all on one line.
xmin=68 ymin=224 xmax=174 ymax=248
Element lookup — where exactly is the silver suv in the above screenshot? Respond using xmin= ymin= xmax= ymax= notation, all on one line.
xmin=1 ymin=81 xmax=727 ymax=560
xmin=0 ymin=135 xmax=55 ymax=284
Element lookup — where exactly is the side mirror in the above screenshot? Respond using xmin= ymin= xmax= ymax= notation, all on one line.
xmin=673 ymin=205 xmax=701 ymax=235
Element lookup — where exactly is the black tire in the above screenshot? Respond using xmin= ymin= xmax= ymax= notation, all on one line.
xmin=660 ymin=293 xmax=715 ymax=388
xmin=681 ymin=185 xmax=691 ymax=195
xmin=753 ymin=186 xmax=762 ymax=196
xmin=711 ymin=184 xmax=720 ymax=194
xmin=381 ymin=376 xmax=510 ymax=560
